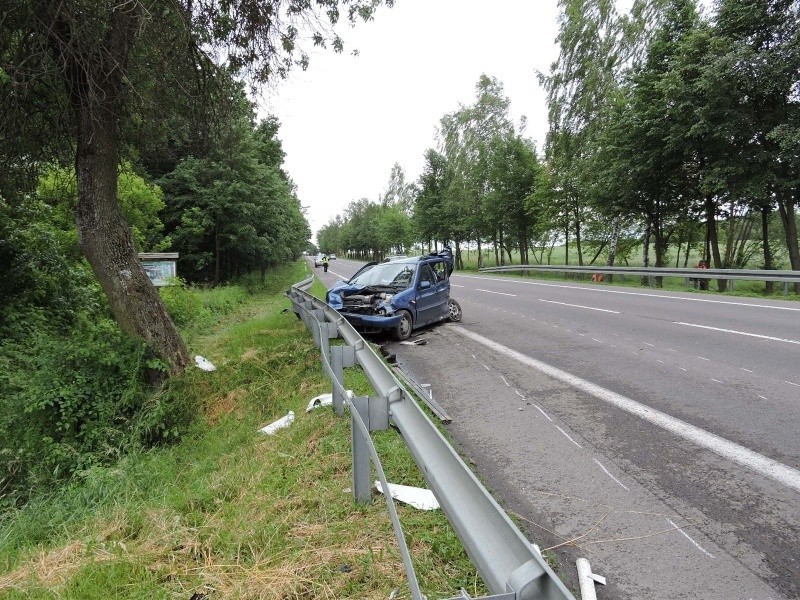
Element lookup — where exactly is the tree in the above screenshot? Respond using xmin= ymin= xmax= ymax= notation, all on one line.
xmin=0 ymin=0 xmax=392 ymax=376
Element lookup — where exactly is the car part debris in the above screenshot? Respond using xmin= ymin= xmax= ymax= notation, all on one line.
xmin=374 ymin=480 xmax=440 ymax=511
xmin=306 ymin=390 xmax=353 ymax=412
xmin=260 ymin=411 xmax=295 ymax=435
xmin=194 ymin=355 xmax=216 ymax=371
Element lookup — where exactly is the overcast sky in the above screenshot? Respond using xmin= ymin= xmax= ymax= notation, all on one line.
xmin=260 ymin=1 xmax=563 ymax=242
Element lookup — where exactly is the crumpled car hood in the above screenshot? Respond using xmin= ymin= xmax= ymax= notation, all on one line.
xmin=326 ymin=284 xmax=399 ymax=314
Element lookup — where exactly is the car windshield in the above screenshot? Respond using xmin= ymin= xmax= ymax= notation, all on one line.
xmin=349 ymin=262 xmax=416 ymax=289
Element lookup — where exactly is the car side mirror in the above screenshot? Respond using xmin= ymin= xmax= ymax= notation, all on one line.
xmin=419 ymin=280 xmax=431 ymax=290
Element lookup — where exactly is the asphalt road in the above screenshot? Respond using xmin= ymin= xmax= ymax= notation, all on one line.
xmin=311 ymin=257 xmax=800 ymax=599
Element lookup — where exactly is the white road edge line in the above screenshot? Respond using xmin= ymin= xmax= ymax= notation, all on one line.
xmin=532 ymin=403 xmax=553 ymax=422
xmin=674 ymin=321 xmax=800 ymax=345
xmin=476 ymin=288 xmax=517 ymax=297
xmin=539 ymin=298 xmax=620 ymax=314
xmin=593 ymin=458 xmax=630 ymax=491
xmin=666 ymin=518 xmax=716 ymax=559
xmin=450 ymin=325 xmax=800 ymax=493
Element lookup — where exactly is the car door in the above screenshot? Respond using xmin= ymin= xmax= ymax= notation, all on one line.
xmin=414 ymin=261 xmax=449 ymax=326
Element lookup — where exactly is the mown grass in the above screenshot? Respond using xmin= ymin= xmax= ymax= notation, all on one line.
xmin=0 ymin=262 xmax=486 ymax=599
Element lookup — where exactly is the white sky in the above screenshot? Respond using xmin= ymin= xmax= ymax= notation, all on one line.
xmin=260 ymin=1 xmax=563 ymax=242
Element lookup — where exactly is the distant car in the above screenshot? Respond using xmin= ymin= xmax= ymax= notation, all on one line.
xmin=314 ymin=253 xmax=324 ymax=267
xmin=383 ymin=254 xmax=407 ymax=262
xmin=326 ymin=247 xmax=460 ymax=340
xmin=329 ymin=253 xmax=337 ymax=260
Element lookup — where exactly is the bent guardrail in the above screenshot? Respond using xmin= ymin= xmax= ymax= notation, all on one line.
xmin=478 ymin=264 xmax=800 ymax=294
xmin=287 ymin=276 xmax=576 ymax=600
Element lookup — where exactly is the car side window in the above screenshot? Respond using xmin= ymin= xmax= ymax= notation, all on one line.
xmin=432 ymin=260 xmax=447 ymax=282
xmin=418 ymin=264 xmax=436 ymax=287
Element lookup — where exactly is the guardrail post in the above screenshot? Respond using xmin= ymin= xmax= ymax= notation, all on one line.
xmin=331 ymin=344 xmax=356 ymax=417
xmin=351 ymin=395 xmax=372 ymax=504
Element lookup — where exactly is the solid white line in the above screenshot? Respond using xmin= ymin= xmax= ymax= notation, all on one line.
xmin=674 ymin=322 xmax=800 ymax=345
xmin=555 ymin=426 xmax=583 ymax=449
xmin=666 ymin=518 xmax=715 ymax=559
xmin=539 ymin=298 xmax=620 ymax=314
xmin=455 ymin=274 xmax=800 ymax=312
xmin=451 ymin=326 xmax=800 ymax=493
xmin=477 ymin=288 xmax=517 ymax=297
xmin=593 ymin=459 xmax=630 ymax=491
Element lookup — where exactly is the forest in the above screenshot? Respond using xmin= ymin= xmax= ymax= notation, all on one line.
xmin=317 ymin=0 xmax=799 ymax=295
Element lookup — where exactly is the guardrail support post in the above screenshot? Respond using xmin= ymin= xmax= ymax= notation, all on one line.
xmin=351 ymin=395 xmax=372 ymax=504
xmin=331 ymin=345 xmax=356 ymax=417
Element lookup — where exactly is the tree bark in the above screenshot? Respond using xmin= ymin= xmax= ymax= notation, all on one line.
xmin=761 ymin=205 xmax=774 ymax=295
xmin=56 ymin=3 xmax=189 ymax=378
xmin=776 ymin=188 xmax=800 ymax=295
xmin=704 ymin=195 xmax=725 ymax=292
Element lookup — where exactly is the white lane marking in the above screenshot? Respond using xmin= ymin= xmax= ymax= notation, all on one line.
xmin=674 ymin=322 xmax=800 ymax=345
xmin=451 ymin=284 xmax=464 ymax=287
xmin=657 ymin=360 xmax=664 ymax=364
xmin=455 ymin=274 xmax=800 ymax=312
xmin=555 ymin=426 xmax=583 ymax=449
xmin=741 ymin=367 xmax=753 ymax=373
xmin=644 ymin=342 xmax=655 ymax=347
xmin=592 ymin=338 xmax=603 ymax=343
xmin=679 ymin=367 xmax=687 ymax=371
xmin=477 ymin=288 xmax=517 ymax=297
xmin=451 ymin=326 xmax=800 ymax=493
xmin=787 ymin=381 xmax=800 ymax=388
xmin=532 ymin=403 xmax=553 ymax=421
xmin=539 ymin=298 xmax=620 ymax=314
xmin=758 ymin=395 xmax=768 ymax=400
xmin=516 ymin=390 xmax=525 ymax=399
xmin=711 ymin=379 xmax=722 ymax=384
xmin=483 ymin=364 xmax=491 ymax=371
xmin=501 ymin=375 xmax=511 ymax=387
xmin=666 ymin=518 xmax=715 ymax=559
xmin=698 ymin=356 xmax=710 ymax=361
xmin=593 ymin=459 xmax=630 ymax=491
xmin=668 ymin=348 xmax=677 ymax=353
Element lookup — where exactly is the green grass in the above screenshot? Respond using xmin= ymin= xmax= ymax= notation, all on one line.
xmin=0 ymin=261 xmax=487 ymax=599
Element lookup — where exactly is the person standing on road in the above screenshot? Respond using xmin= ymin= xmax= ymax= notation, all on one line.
xmin=322 ymin=254 xmax=329 ymax=273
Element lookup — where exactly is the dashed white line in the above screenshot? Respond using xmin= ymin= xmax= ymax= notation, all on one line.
xmin=668 ymin=348 xmax=677 ymax=353
xmin=644 ymin=342 xmax=655 ymax=347
xmin=539 ymin=298 xmax=620 ymax=314
xmin=477 ymin=288 xmax=517 ymax=297
xmin=592 ymin=338 xmax=603 ymax=343
xmin=666 ymin=518 xmax=715 ymax=558
xmin=679 ymin=367 xmax=687 ymax=371
xmin=483 ymin=364 xmax=491 ymax=371
xmin=657 ymin=360 xmax=664 ymax=364
xmin=741 ymin=368 xmax=753 ymax=373
xmin=698 ymin=357 xmax=710 ymax=361
xmin=451 ymin=284 xmax=464 ymax=287
xmin=674 ymin=322 xmax=800 ymax=345
xmin=711 ymin=378 xmax=722 ymax=384
xmin=515 ymin=390 xmax=525 ymax=399
xmin=594 ymin=459 xmax=630 ymax=491
xmin=786 ymin=381 xmax=800 ymax=388
xmin=758 ymin=395 xmax=768 ymax=400
xmin=532 ymin=403 xmax=553 ymax=422
xmin=555 ymin=426 xmax=583 ymax=449
xmin=501 ymin=375 xmax=510 ymax=387
xmin=452 ymin=326 xmax=800 ymax=493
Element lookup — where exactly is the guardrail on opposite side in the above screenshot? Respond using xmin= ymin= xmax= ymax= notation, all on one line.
xmin=286 ymin=276 xmax=576 ymax=600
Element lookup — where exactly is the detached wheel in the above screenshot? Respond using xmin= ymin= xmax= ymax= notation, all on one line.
xmin=448 ymin=299 xmax=462 ymax=322
xmin=392 ymin=310 xmax=413 ymax=341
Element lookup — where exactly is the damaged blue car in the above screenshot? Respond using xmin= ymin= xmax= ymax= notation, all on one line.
xmin=325 ymin=248 xmax=462 ymax=340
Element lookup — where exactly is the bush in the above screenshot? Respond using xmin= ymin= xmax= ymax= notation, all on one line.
xmin=158 ymin=278 xmax=207 ymax=327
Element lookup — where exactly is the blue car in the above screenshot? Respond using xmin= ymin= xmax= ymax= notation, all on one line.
xmin=326 ymin=248 xmax=462 ymax=340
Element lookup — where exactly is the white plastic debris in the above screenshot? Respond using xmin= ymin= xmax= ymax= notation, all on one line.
xmin=374 ymin=481 xmax=440 ymax=511
xmin=305 ymin=390 xmax=354 ymax=413
xmin=260 ymin=411 xmax=295 ymax=435
xmin=194 ymin=355 xmax=216 ymax=371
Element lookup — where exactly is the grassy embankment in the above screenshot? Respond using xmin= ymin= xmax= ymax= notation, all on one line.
xmin=0 ymin=261 xmax=488 ymax=599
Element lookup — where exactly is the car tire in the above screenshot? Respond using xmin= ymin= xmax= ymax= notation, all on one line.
xmin=392 ymin=310 xmax=413 ymax=341
xmin=448 ymin=299 xmax=462 ymax=322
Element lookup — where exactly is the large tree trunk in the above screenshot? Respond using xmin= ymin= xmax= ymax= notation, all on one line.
xmin=776 ymin=188 xmax=800 ymax=295
xmin=705 ymin=195 xmax=725 ymax=292
xmin=761 ymin=205 xmax=774 ymax=295
xmin=60 ymin=4 xmax=189 ymax=378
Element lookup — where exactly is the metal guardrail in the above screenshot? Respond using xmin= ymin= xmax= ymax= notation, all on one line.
xmin=287 ymin=275 xmax=576 ymax=600
xmin=479 ymin=264 xmax=800 ymax=294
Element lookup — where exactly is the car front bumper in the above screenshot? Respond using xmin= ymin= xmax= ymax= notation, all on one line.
xmin=337 ymin=311 xmax=404 ymax=332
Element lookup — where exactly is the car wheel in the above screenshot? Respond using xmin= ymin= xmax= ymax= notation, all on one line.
xmin=448 ymin=299 xmax=462 ymax=322
xmin=392 ymin=310 xmax=413 ymax=341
